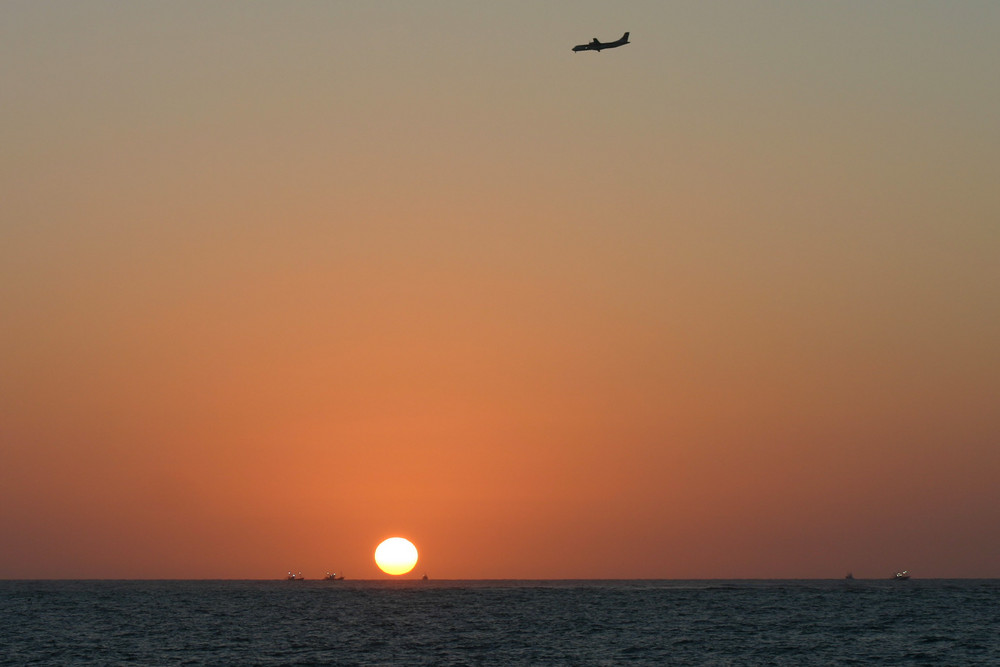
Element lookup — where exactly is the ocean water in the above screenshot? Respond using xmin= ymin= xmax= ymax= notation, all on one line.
xmin=2 ymin=579 xmax=998 ymax=665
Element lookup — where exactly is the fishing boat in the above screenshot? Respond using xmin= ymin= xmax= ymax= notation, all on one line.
xmin=324 ymin=572 xmax=344 ymax=581
xmin=893 ymin=570 xmax=910 ymax=580
xmin=845 ymin=572 xmax=854 ymax=580
xmin=287 ymin=571 xmax=305 ymax=581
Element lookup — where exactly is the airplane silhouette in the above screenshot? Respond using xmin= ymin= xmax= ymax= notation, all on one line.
xmin=572 ymin=32 xmax=630 ymax=53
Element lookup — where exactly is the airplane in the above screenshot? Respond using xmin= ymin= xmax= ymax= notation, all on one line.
xmin=572 ymin=32 xmax=630 ymax=53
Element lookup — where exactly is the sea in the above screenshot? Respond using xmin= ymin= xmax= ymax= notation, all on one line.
xmin=2 ymin=579 xmax=998 ymax=665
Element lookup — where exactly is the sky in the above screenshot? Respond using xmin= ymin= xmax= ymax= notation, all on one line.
xmin=2 ymin=1 xmax=998 ymax=580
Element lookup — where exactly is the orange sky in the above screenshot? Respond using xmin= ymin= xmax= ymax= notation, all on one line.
xmin=2 ymin=2 xmax=999 ymax=579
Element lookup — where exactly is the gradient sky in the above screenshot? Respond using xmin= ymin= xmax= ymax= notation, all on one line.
xmin=2 ymin=1 xmax=998 ymax=580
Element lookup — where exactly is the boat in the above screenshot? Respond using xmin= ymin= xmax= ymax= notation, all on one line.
xmin=845 ymin=572 xmax=854 ymax=580
xmin=324 ymin=572 xmax=345 ymax=581
xmin=893 ymin=570 xmax=910 ymax=580
xmin=287 ymin=571 xmax=305 ymax=581
xmin=421 ymin=574 xmax=429 ymax=581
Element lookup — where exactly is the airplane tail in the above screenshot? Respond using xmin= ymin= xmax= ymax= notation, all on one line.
xmin=622 ymin=32 xmax=630 ymax=42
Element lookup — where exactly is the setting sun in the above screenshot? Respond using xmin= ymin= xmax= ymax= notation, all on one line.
xmin=374 ymin=537 xmax=419 ymax=575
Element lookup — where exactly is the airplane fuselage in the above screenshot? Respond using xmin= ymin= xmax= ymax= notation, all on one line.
xmin=573 ymin=32 xmax=630 ymax=53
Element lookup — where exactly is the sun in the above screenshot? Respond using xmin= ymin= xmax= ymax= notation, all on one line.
xmin=374 ymin=537 xmax=419 ymax=575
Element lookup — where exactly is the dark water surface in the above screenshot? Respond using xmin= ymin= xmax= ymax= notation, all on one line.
xmin=2 ymin=579 xmax=998 ymax=665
